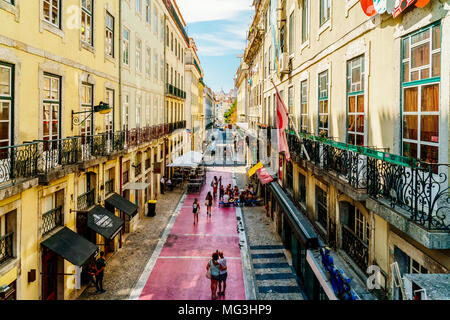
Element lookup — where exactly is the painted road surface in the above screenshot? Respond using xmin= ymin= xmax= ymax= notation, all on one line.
xmin=138 ymin=171 xmax=246 ymax=300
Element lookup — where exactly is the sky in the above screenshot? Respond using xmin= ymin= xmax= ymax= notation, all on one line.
xmin=176 ymin=0 xmax=254 ymax=94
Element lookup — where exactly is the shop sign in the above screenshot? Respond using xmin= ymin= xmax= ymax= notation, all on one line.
xmin=256 ymin=167 xmax=274 ymax=185
xmin=360 ymin=0 xmax=430 ymax=18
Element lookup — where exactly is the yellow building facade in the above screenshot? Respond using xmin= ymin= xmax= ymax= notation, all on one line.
xmin=0 ymin=0 xmax=203 ymax=301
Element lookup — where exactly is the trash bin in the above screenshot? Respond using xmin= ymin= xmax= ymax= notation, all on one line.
xmin=148 ymin=200 xmax=157 ymax=217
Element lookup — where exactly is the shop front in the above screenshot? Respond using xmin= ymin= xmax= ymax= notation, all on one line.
xmin=40 ymin=227 xmax=99 ymax=300
xmin=105 ymin=192 xmax=138 ymax=235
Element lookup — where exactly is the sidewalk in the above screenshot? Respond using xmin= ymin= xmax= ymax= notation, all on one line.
xmin=234 ymin=167 xmax=305 ymax=300
xmin=132 ymin=170 xmax=246 ymax=300
xmin=78 ymin=188 xmax=185 ymax=300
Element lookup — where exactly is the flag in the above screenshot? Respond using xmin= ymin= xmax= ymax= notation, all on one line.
xmin=247 ymin=162 xmax=264 ymax=178
xmin=273 ymin=82 xmax=291 ymax=162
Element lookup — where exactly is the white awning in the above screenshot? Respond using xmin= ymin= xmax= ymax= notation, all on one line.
xmin=124 ymin=183 xmax=150 ymax=190
xmin=167 ymin=151 xmax=204 ymax=168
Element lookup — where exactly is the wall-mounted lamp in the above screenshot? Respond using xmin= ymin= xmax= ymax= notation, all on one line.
xmin=71 ymin=101 xmax=111 ymax=130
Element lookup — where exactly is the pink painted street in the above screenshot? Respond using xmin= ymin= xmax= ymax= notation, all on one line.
xmin=138 ymin=171 xmax=246 ymax=300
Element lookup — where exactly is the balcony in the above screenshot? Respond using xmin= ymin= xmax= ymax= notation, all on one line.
xmin=166 ymin=83 xmax=186 ymax=100
xmin=77 ymin=189 xmax=95 ymax=210
xmin=0 ymin=232 xmax=13 ymax=266
xmin=286 ymin=130 xmax=450 ymax=249
xmin=145 ymin=158 xmax=151 ymax=170
xmin=42 ymin=206 xmax=63 ymax=236
xmin=134 ymin=163 xmax=142 ymax=177
xmin=341 ymin=225 xmax=369 ymax=272
xmin=0 ymin=142 xmax=39 ymax=184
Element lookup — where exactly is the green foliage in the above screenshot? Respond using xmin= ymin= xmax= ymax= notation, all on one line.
xmin=224 ymin=99 xmax=237 ymax=124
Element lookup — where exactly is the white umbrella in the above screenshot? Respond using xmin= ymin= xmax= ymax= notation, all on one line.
xmin=167 ymin=151 xmax=204 ymax=167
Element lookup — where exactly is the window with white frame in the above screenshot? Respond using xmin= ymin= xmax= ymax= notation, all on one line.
xmin=136 ymin=0 xmax=141 ymax=15
xmin=288 ymin=86 xmax=294 ymax=129
xmin=154 ymin=53 xmax=158 ymax=81
xmin=81 ymin=0 xmax=94 ymax=46
xmin=123 ymin=94 xmax=129 ymax=131
xmin=145 ymin=0 xmax=150 ymax=24
xmin=105 ymin=12 xmax=114 ymax=58
xmin=153 ymin=6 xmax=158 ymax=34
xmin=347 ymin=55 xmax=365 ymax=146
xmin=105 ymin=88 xmax=114 ymax=134
xmin=160 ymin=16 xmax=164 ymax=41
xmin=43 ymin=0 xmax=61 ymax=28
xmin=402 ymin=23 xmax=441 ymax=164
xmin=318 ymin=70 xmax=329 ymax=137
xmin=123 ymin=28 xmax=130 ymax=65
xmin=302 ymin=0 xmax=309 ymax=44
xmin=0 ymin=62 xmax=13 ymax=148
xmin=81 ymin=83 xmax=93 ymax=137
xmin=160 ymin=58 xmax=164 ymax=83
xmin=42 ymin=73 xmax=61 ymax=143
xmin=146 ymin=94 xmax=151 ymax=126
xmin=136 ymin=95 xmax=142 ymax=128
xmin=136 ymin=39 xmax=142 ymax=72
xmin=319 ymin=0 xmax=331 ymax=27
xmin=300 ymin=80 xmax=308 ymax=133
xmin=146 ymin=47 xmax=151 ymax=78
xmin=288 ymin=11 xmax=294 ymax=55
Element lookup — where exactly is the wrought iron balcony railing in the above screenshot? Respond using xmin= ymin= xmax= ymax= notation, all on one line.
xmin=145 ymin=158 xmax=151 ymax=170
xmin=42 ymin=206 xmax=63 ymax=236
xmin=341 ymin=225 xmax=369 ymax=272
xmin=0 ymin=232 xmax=13 ymax=265
xmin=77 ymin=189 xmax=95 ymax=210
xmin=134 ymin=163 xmax=142 ymax=177
xmin=0 ymin=142 xmax=39 ymax=184
xmin=286 ymin=130 xmax=450 ymax=231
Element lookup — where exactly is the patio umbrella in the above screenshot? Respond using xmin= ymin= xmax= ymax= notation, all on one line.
xmin=167 ymin=151 xmax=204 ymax=167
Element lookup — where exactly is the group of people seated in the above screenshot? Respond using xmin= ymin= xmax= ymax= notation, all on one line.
xmin=219 ymin=184 xmax=257 ymax=207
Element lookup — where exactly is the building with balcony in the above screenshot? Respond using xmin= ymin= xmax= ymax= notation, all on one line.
xmin=162 ymin=0 xmax=188 ymax=175
xmin=239 ymin=0 xmax=450 ymax=300
xmin=0 ymin=0 xmax=200 ymax=301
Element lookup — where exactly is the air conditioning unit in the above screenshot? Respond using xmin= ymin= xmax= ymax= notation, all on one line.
xmin=280 ymin=52 xmax=290 ymax=74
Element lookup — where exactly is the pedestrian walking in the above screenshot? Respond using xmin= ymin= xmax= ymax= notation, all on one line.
xmin=87 ymin=261 xmax=99 ymax=292
xmin=218 ymin=251 xmax=228 ymax=296
xmin=193 ymin=198 xmax=200 ymax=225
xmin=160 ymin=176 xmax=165 ymax=194
xmin=206 ymin=252 xmax=220 ymax=300
xmin=95 ymin=251 xmax=107 ymax=294
xmin=218 ymin=176 xmax=222 ymax=189
xmin=219 ymin=185 xmax=225 ymax=201
xmin=211 ymin=176 xmax=218 ymax=198
xmin=205 ymin=192 xmax=213 ymax=217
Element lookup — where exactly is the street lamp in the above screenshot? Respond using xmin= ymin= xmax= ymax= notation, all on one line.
xmin=71 ymin=101 xmax=112 ymax=130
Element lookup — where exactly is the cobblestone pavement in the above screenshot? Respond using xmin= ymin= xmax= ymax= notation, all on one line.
xmin=78 ymin=188 xmax=185 ymax=300
xmin=233 ymin=167 xmax=306 ymax=300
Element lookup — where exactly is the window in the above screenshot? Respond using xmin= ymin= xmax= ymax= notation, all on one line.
xmin=280 ymin=25 xmax=286 ymax=53
xmin=81 ymin=83 xmax=93 ymax=137
xmin=43 ymin=0 xmax=60 ymax=28
xmin=146 ymin=47 xmax=151 ymax=78
xmin=320 ymin=0 xmax=331 ymax=26
xmin=154 ymin=53 xmax=158 ymax=81
xmin=146 ymin=94 xmax=151 ymax=126
xmin=288 ymin=11 xmax=294 ymax=55
xmin=171 ymin=32 xmax=173 ymax=52
xmin=81 ymin=0 xmax=94 ymax=46
xmin=316 ymin=186 xmax=327 ymax=230
xmin=297 ymin=173 xmax=306 ymax=206
xmin=153 ymin=6 xmax=158 ymax=34
xmin=318 ymin=70 xmax=329 ymax=137
xmin=42 ymin=74 xmax=61 ymax=143
xmin=3 ymin=0 xmax=14 ymax=5
xmin=300 ymin=80 xmax=308 ymax=133
xmin=286 ymin=161 xmax=293 ymax=195
xmin=347 ymin=55 xmax=365 ymax=146
xmin=0 ymin=210 xmax=16 ymax=265
xmin=105 ymin=89 xmax=114 ymax=134
xmin=136 ymin=95 xmax=141 ymax=128
xmin=136 ymin=0 xmax=141 ymax=14
xmin=123 ymin=28 xmax=130 ymax=65
xmin=0 ymin=62 xmax=13 ymax=148
xmin=105 ymin=12 xmax=114 ymax=58
xmin=123 ymin=94 xmax=129 ymax=131
xmin=136 ymin=39 xmax=142 ymax=72
xmin=160 ymin=17 xmax=164 ymax=41
xmin=268 ymin=46 xmax=272 ymax=74
xmin=166 ymin=26 xmax=169 ymax=46
xmin=302 ymin=0 xmax=309 ymax=43
xmin=402 ymin=24 xmax=441 ymax=164
xmin=288 ymin=86 xmax=294 ymax=129
xmin=145 ymin=0 xmax=150 ymax=23
xmin=160 ymin=58 xmax=164 ymax=83
xmin=42 ymin=190 xmax=64 ymax=236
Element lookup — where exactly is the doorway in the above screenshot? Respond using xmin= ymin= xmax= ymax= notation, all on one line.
xmin=42 ymin=248 xmax=58 ymax=300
